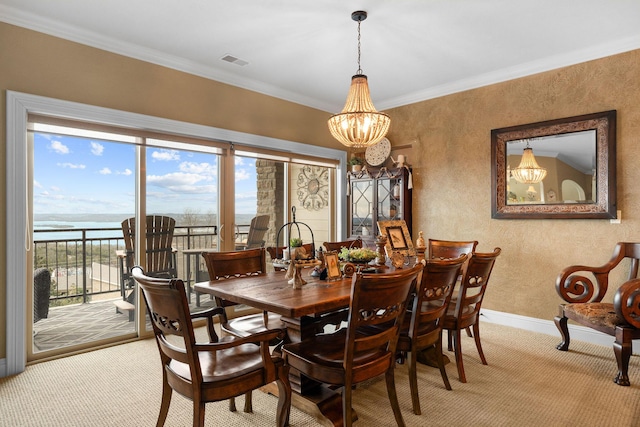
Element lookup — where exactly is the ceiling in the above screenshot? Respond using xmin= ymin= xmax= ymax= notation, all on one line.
xmin=1 ymin=0 xmax=640 ymax=114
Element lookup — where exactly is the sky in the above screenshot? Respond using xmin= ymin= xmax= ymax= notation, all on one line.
xmin=33 ymin=132 xmax=258 ymax=217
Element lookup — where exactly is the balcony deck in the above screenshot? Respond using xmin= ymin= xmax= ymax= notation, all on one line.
xmin=33 ymin=291 xmax=216 ymax=352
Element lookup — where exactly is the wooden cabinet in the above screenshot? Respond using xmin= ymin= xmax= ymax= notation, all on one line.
xmin=347 ymin=167 xmax=412 ymax=245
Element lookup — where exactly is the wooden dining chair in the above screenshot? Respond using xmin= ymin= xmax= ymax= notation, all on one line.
xmin=399 ymin=255 xmax=467 ymax=414
xmin=323 ymin=237 xmax=363 ymax=252
xmin=132 ymin=266 xmax=291 ymax=427
xmin=428 ymin=238 xmax=477 ymax=274
xmin=283 ymin=264 xmax=423 ymax=427
xmin=201 ymin=247 xmax=284 ymax=412
xmin=442 ymin=248 xmax=501 ymax=383
xmin=266 ymin=243 xmax=314 ymax=270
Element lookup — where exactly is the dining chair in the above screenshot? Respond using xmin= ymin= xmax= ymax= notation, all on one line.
xmin=132 ymin=266 xmax=291 ymax=427
xmin=323 ymin=237 xmax=363 ymax=252
xmin=399 ymin=254 xmax=467 ymax=414
xmin=442 ymin=248 xmax=501 ymax=383
xmin=283 ymin=264 xmax=423 ymax=427
xmin=428 ymin=238 xmax=477 ymax=273
xmin=235 ymin=214 xmax=270 ymax=250
xmin=201 ymin=247 xmax=284 ymax=412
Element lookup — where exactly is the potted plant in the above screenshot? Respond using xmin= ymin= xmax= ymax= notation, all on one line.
xmin=285 ymin=237 xmax=307 ymax=261
xmin=349 ymin=156 xmax=364 ymax=172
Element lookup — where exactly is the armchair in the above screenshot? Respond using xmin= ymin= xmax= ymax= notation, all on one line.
xmin=555 ymin=242 xmax=640 ymax=386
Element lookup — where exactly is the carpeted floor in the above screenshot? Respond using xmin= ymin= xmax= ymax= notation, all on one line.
xmin=2 ymin=321 xmax=640 ymax=426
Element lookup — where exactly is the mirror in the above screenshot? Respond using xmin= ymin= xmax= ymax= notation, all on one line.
xmin=491 ymin=110 xmax=616 ymax=219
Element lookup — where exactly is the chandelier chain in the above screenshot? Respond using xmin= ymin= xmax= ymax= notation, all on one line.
xmin=356 ymin=20 xmax=362 ymax=74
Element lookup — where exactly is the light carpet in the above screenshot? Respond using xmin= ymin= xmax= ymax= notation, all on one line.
xmin=1 ymin=321 xmax=639 ymax=426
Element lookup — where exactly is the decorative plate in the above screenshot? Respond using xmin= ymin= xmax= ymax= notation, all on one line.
xmin=365 ymin=137 xmax=391 ymax=166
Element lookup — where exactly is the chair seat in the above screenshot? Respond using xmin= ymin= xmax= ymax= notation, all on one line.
xmin=284 ymin=330 xmax=391 ymax=385
xmin=223 ymin=312 xmax=283 ymax=337
xmin=562 ymin=303 xmax=624 ymax=335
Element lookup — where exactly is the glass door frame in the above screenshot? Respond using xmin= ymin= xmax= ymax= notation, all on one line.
xmin=4 ymin=90 xmax=347 ymax=377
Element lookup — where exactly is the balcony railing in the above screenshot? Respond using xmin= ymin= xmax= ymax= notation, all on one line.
xmin=33 ymin=224 xmax=250 ymax=306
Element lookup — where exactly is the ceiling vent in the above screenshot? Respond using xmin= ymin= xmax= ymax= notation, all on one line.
xmin=220 ymin=54 xmax=248 ymax=66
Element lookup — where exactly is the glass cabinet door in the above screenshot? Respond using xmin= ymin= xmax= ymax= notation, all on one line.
xmin=350 ymin=179 xmax=373 ymax=237
xmin=377 ymin=175 xmax=404 ymax=224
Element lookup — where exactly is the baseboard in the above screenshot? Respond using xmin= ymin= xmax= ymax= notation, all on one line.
xmin=0 ymin=358 xmax=6 ymax=377
xmin=480 ymin=308 xmax=616 ymax=348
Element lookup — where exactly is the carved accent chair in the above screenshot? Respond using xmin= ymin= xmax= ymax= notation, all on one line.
xmin=132 ymin=266 xmax=291 ymax=427
xmin=554 ymin=242 xmax=640 ymax=386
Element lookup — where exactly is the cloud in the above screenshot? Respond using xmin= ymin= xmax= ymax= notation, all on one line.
xmin=118 ymin=168 xmax=132 ymax=176
xmin=34 ymin=180 xmax=42 ymax=188
xmin=99 ymin=167 xmax=112 ymax=175
xmin=50 ymin=140 xmax=69 ymax=154
xmin=179 ymin=161 xmax=216 ymax=176
xmin=90 ymin=142 xmax=104 ymax=156
xmin=50 ymin=186 xmax=60 ymax=192
xmin=147 ymin=172 xmax=213 ymax=193
xmin=235 ymin=169 xmax=250 ymax=181
xmin=151 ymin=149 xmax=180 ymax=161
xmin=57 ymin=162 xmax=86 ymax=169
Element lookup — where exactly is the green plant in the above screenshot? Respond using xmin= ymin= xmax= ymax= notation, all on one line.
xmin=289 ymin=237 xmax=303 ymax=247
xmin=348 ymin=156 xmax=363 ymax=166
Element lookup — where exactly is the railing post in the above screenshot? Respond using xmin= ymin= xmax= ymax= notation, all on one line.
xmin=82 ymin=229 xmax=88 ymax=303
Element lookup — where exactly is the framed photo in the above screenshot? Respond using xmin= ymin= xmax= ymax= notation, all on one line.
xmin=377 ymin=220 xmax=415 ymax=257
xmin=324 ymin=251 xmax=342 ymax=280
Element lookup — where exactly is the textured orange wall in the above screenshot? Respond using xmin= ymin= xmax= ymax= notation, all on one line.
xmin=387 ymin=49 xmax=640 ymax=319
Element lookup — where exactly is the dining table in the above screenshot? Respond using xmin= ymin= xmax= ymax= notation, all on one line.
xmin=194 ymin=269 xmax=360 ymax=425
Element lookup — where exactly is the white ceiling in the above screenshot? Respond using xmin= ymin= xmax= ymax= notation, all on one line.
xmin=1 ymin=0 xmax=640 ymax=113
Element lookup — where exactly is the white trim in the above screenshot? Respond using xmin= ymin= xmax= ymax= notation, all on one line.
xmin=4 ymin=90 xmax=347 ymax=377
xmin=480 ymin=308 xmax=617 ymax=349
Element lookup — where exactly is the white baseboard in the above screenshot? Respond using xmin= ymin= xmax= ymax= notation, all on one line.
xmin=480 ymin=308 xmax=616 ymax=348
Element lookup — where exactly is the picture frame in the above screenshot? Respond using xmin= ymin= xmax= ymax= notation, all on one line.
xmin=324 ymin=251 xmax=342 ymax=280
xmin=377 ymin=219 xmax=415 ymax=256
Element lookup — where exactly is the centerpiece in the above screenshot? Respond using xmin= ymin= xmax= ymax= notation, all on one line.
xmin=338 ymin=247 xmax=377 ymax=264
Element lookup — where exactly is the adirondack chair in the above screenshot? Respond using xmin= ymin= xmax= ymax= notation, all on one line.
xmin=235 ymin=215 xmax=270 ymax=250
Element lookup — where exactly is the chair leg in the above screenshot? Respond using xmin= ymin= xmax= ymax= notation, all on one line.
xmin=554 ymin=314 xmax=570 ymax=351
xmin=435 ymin=336 xmax=452 ymax=391
xmin=156 ymin=380 xmax=172 ymax=427
xmin=613 ymin=328 xmax=632 ymax=386
xmin=275 ymin=366 xmax=292 ymax=427
xmin=343 ymin=381 xmax=354 ymax=427
xmin=472 ymin=322 xmax=487 ymax=365
xmin=453 ymin=329 xmax=467 ymax=383
xmin=385 ymin=367 xmax=406 ymax=427
xmin=193 ymin=401 xmax=205 ymax=427
xmin=447 ymin=329 xmax=453 ymax=351
xmin=228 ymin=397 xmax=237 ymax=412
xmin=243 ymin=391 xmax=253 ymax=413
xmin=408 ymin=348 xmax=421 ymax=415
xmin=465 ymin=326 xmax=472 ymax=337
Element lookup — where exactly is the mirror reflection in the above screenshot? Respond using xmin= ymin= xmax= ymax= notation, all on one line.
xmin=506 ymin=130 xmax=596 ymax=205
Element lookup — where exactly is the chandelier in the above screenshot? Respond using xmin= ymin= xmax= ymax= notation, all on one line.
xmin=327 ymin=11 xmax=390 ymax=149
xmin=511 ymin=140 xmax=547 ymax=184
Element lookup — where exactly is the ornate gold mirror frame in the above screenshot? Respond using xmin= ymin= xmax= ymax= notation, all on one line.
xmin=491 ymin=110 xmax=616 ymax=219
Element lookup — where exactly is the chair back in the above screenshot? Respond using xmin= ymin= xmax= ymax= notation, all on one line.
xmin=132 ymin=266 xmax=203 ymax=382
xmin=451 ymin=248 xmax=501 ymax=326
xmin=428 ymin=239 xmax=478 ymax=260
xmin=409 ymin=255 xmax=467 ymax=340
xmin=237 ymin=215 xmax=270 ymax=249
xmin=323 ymin=237 xmax=363 ymax=252
xmin=202 ymin=248 xmax=266 ymax=309
xmin=345 ymin=264 xmax=423 ymax=380
xmin=121 ymin=215 xmax=177 ymax=278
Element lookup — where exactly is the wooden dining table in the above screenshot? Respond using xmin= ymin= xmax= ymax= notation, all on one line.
xmin=194 ymin=270 xmax=358 ymax=425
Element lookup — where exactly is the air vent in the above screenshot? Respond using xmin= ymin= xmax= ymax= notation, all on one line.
xmin=220 ymin=54 xmax=249 ymax=66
